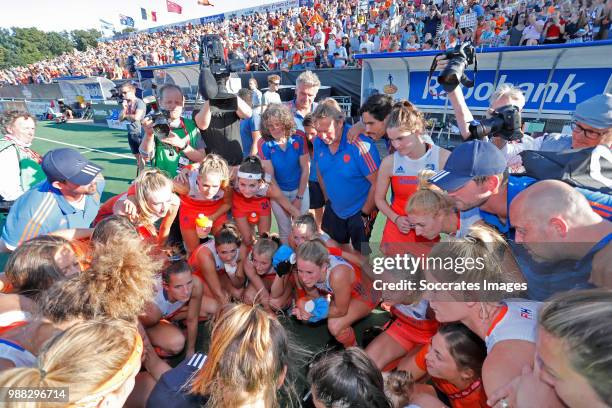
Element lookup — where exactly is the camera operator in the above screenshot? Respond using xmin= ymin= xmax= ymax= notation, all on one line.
xmin=118 ymin=82 xmax=146 ymax=172
xmin=139 ymin=84 xmax=207 ymax=176
xmin=196 ymin=34 xmax=253 ymax=167
xmin=197 ymin=78 xmax=253 ymax=167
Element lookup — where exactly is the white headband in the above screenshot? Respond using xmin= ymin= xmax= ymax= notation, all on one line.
xmin=237 ymin=171 xmax=262 ymax=180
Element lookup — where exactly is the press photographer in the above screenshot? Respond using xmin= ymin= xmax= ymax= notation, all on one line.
xmin=433 ymin=43 xmax=539 ymax=169
xmin=118 ymin=82 xmax=146 ymax=172
xmin=197 ymin=34 xmax=252 ymax=166
xmin=139 ymin=84 xmax=207 ymax=176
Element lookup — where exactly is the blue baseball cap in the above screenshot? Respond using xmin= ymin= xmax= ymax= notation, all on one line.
xmin=42 ymin=148 xmax=103 ymax=186
xmin=429 ymin=140 xmax=506 ymax=192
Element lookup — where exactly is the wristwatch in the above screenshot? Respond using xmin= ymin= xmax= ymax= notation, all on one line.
xmin=296 ymin=195 xmax=303 ymax=200
xmin=178 ymin=140 xmax=189 ymax=152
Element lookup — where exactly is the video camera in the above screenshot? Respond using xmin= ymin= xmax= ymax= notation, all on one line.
xmin=110 ymin=88 xmax=123 ymax=103
xmin=468 ymin=105 xmax=523 ymax=142
xmin=198 ymin=34 xmax=246 ymax=111
xmin=428 ymin=42 xmax=477 ymax=94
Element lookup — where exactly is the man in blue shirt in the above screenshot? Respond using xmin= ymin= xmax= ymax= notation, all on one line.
xmin=0 ymin=148 xmax=104 ymax=252
xmin=429 ymin=140 xmax=517 ymax=239
xmin=510 ymin=180 xmax=612 ymax=298
xmin=312 ymin=100 xmax=380 ymax=252
xmin=248 ymin=78 xmax=263 ymax=115
xmin=285 ymin=71 xmax=323 ymax=226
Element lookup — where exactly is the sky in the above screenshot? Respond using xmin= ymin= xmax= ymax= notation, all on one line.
xmin=0 ymin=0 xmax=271 ymax=33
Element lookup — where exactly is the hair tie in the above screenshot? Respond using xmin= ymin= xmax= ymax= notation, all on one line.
xmin=39 ymin=368 xmax=47 ymax=380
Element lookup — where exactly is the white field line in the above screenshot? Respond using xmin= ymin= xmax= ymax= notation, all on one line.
xmin=36 ymin=137 xmax=135 ymax=160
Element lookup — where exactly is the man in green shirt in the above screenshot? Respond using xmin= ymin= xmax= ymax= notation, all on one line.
xmin=0 ymin=111 xmax=45 ymax=208
xmin=140 ymin=84 xmax=207 ymax=176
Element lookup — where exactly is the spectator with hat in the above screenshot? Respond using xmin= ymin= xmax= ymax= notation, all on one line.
xmin=0 ymin=148 xmax=104 ymax=252
xmin=538 ymin=93 xmax=612 ymax=151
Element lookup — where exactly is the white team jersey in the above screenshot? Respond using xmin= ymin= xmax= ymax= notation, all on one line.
xmin=201 ymin=238 xmax=224 ymax=271
xmin=394 ymin=299 xmax=430 ymax=320
xmin=392 ymin=144 xmax=441 ymax=177
xmin=314 ymin=255 xmax=353 ymax=294
xmin=485 ymin=300 xmax=541 ymax=353
xmin=0 ymin=339 xmax=36 ymax=367
xmin=153 ymin=277 xmax=187 ymax=318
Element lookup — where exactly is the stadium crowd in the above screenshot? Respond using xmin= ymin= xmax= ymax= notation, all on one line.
xmin=2 ymin=0 xmax=611 ymax=86
xmin=0 ymin=60 xmax=611 ymax=407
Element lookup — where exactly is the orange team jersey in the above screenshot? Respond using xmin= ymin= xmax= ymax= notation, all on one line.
xmin=231 ymin=182 xmax=272 ymax=219
xmin=384 ymin=301 xmax=439 ymax=351
xmin=94 ymin=184 xmax=157 ymax=243
xmin=415 ymin=345 xmax=489 ymax=408
xmin=381 ymin=147 xmax=443 ymax=250
xmin=94 ymin=184 xmax=137 ymax=225
xmin=178 ymin=171 xmax=228 ymax=231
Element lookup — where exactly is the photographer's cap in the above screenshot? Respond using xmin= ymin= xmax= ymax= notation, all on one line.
xmin=574 ymin=93 xmax=612 ymax=130
xmin=429 ymin=140 xmax=506 ymax=192
xmin=42 ymin=148 xmax=103 ymax=185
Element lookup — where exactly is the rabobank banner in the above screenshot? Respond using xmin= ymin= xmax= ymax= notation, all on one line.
xmin=357 ymin=41 xmax=612 ymax=119
xmin=225 ymin=0 xmax=299 ymax=18
xmin=200 ymin=13 xmax=224 ymax=24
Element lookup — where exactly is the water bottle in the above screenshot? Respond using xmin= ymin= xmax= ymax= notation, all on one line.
xmin=304 ymin=297 xmax=330 ymax=323
xmin=195 ymin=214 xmax=212 ymax=238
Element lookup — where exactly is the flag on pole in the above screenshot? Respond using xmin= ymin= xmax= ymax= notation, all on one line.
xmin=166 ymin=0 xmax=183 ymax=14
xmin=141 ymin=8 xmax=158 ymax=21
xmin=99 ymin=19 xmax=115 ymax=30
xmin=119 ymin=14 xmax=135 ymax=27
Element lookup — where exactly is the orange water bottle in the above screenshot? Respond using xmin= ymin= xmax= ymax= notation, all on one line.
xmin=195 ymin=214 xmax=212 ymax=238
xmin=247 ymin=212 xmax=259 ymax=224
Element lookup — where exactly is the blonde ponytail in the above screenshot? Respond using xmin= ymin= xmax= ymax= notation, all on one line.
xmin=0 ymin=319 xmax=141 ymax=407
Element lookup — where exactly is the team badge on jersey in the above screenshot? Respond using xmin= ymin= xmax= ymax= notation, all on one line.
xmin=520 ymin=307 xmax=533 ymax=319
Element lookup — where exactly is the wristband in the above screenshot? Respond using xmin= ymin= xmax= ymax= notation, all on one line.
xmin=296 ymin=195 xmax=303 ymax=200
xmin=394 ymin=214 xmax=400 ymax=224
xmin=178 ymin=140 xmax=190 ymax=152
